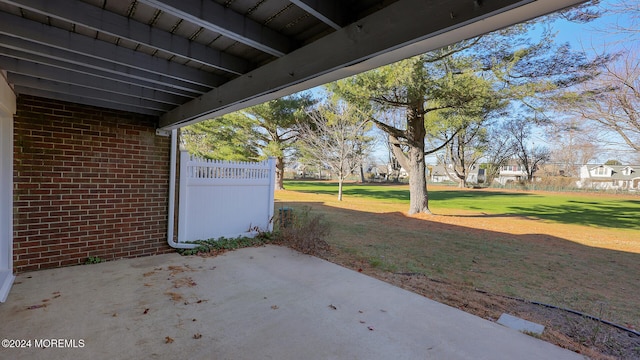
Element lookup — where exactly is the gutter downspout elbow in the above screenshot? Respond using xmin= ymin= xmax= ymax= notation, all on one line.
xmin=167 ymin=129 xmax=197 ymax=249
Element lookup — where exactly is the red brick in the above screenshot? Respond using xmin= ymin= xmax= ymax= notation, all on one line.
xmin=13 ymin=95 xmax=172 ymax=273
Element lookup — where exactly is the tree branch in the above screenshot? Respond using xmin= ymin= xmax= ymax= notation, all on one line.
xmin=425 ymin=127 xmax=462 ymax=155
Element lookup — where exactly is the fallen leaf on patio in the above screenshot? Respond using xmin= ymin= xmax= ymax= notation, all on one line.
xmin=143 ymin=308 xmax=150 ymax=314
xmin=368 ymin=326 xmax=374 ymax=331
xmin=42 ymin=298 xmax=50 ymax=302
xmin=52 ymin=291 xmax=60 ymax=295
xmin=143 ymin=271 xmax=155 ymax=277
xmin=164 ymin=336 xmax=174 ymax=344
xmin=168 ymin=265 xmax=191 ymax=276
xmin=173 ymin=277 xmax=197 ymax=288
xmin=271 ymin=305 xmax=279 ymax=310
xmin=112 ymin=313 xmax=118 ymax=317
xmin=358 ymin=268 xmax=363 ymax=272
xmin=52 ymin=294 xmax=61 ymax=299
xmin=380 ymin=309 xmax=387 ymax=313
xmin=193 ymin=333 xmax=202 ymax=339
xmin=358 ymin=310 xmax=363 ymax=313
xmin=144 ymin=283 xmax=152 ymax=287
xmin=328 ymin=304 xmax=337 ymax=310
xmin=165 ymin=292 xmax=184 ymax=303
xmin=360 ymin=320 xmax=366 ymax=324
xmin=26 ymin=304 xmax=47 ymax=310
xmin=192 ymin=319 xmax=197 ymax=322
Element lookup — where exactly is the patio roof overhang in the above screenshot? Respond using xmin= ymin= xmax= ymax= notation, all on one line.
xmin=0 ymin=0 xmax=586 ymax=129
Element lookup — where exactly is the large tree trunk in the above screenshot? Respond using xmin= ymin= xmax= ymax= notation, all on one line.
xmin=406 ymin=102 xmax=430 ymax=215
xmin=387 ymin=102 xmax=431 ymax=215
xmin=275 ymin=156 xmax=285 ymax=190
xmin=406 ymin=146 xmax=430 ymax=215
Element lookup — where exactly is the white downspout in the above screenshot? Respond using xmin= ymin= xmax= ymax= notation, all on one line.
xmin=167 ymin=129 xmax=197 ymax=249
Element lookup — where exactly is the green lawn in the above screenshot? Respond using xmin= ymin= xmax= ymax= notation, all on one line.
xmin=284 ymin=181 xmax=640 ymax=230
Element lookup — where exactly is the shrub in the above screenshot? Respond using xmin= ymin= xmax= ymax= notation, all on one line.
xmin=273 ymin=206 xmax=331 ymax=256
xmin=176 ymin=207 xmax=331 ymax=257
xmin=177 ymin=233 xmax=274 ymax=256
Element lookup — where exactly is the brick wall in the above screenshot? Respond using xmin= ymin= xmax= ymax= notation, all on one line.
xmin=13 ymin=95 xmax=173 ymax=272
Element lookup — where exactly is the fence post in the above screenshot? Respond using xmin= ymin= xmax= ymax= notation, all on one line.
xmin=177 ymin=150 xmax=190 ymax=243
xmin=267 ymin=157 xmax=276 ymax=232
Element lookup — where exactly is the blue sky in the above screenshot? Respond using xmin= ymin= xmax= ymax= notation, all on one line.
xmin=534 ymin=0 xmax=639 ymax=163
xmin=552 ymin=0 xmax=636 ymax=52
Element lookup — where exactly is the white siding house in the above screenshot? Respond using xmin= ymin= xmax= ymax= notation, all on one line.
xmin=577 ymin=164 xmax=640 ymax=191
xmin=496 ymin=163 xmax=529 ymax=185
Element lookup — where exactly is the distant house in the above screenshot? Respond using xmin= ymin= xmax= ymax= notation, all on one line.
xmin=577 ymin=164 xmax=640 ymax=191
xmin=428 ymin=164 xmax=485 ymax=185
xmin=371 ymin=164 xmax=390 ymax=180
xmin=397 ymin=166 xmax=409 ymax=179
xmin=429 ymin=165 xmax=454 ymax=183
xmin=496 ymin=161 xmax=529 ymax=185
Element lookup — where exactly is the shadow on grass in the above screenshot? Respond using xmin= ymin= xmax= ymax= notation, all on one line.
xmin=286 ymin=181 xmax=531 ymax=202
xmin=507 ymin=200 xmax=640 ymax=230
xmin=449 ymin=200 xmax=640 ymax=230
xmin=284 ymin=181 xmax=640 ymax=230
xmin=285 ymin=181 xmax=411 ymax=201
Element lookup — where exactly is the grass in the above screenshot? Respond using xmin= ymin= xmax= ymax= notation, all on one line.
xmin=284 ymin=180 xmax=640 ymax=230
xmin=276 ymin=180 xmax=640 ymax=329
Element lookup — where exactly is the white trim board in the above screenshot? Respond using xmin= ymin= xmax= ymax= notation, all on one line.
xmin=0 ymin=73 xmax=16 ymax=302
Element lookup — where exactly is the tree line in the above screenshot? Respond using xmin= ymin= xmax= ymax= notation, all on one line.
xmin=181 ymin=0 xmax=639 ymax=215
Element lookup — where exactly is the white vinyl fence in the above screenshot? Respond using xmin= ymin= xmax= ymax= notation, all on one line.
xmin=177 ymin=151 xmax=276 ymax=243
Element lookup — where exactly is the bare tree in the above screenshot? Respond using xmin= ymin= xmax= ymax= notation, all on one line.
xmin=482 ymin=123 xmax=517 ymax=185
xmin=559 ymin=49 xmax=640 ymax=155
xmin=600 ymin=0 xmax=640 ymax=37
xmin=546 ymin=116 xmax=598 ymax=176
xmin=435 ymin=123 xmax=488 ymax=188
xmin=297 ymin=101 xmax=373 ymax=201
xmin=553 ymin=0 xmax=638 ymax=38
xmin=505 ymin=118 xmax=551 ymax=182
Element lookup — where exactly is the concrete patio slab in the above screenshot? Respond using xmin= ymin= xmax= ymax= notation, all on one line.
xmin=0 ymin=245 xmax=585 ymax=360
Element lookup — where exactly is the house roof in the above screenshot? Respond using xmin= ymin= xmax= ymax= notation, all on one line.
xmin=587 ymin=164 xmax=640 ymax=181
xmin=0 ymin=0 xmax=585 ymax=129
xmin=429 ymin=165 xmax=450 ymax=176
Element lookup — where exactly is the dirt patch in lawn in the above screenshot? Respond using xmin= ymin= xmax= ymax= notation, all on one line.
xmin=276 ymin=186 xmax=640 ymax=359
